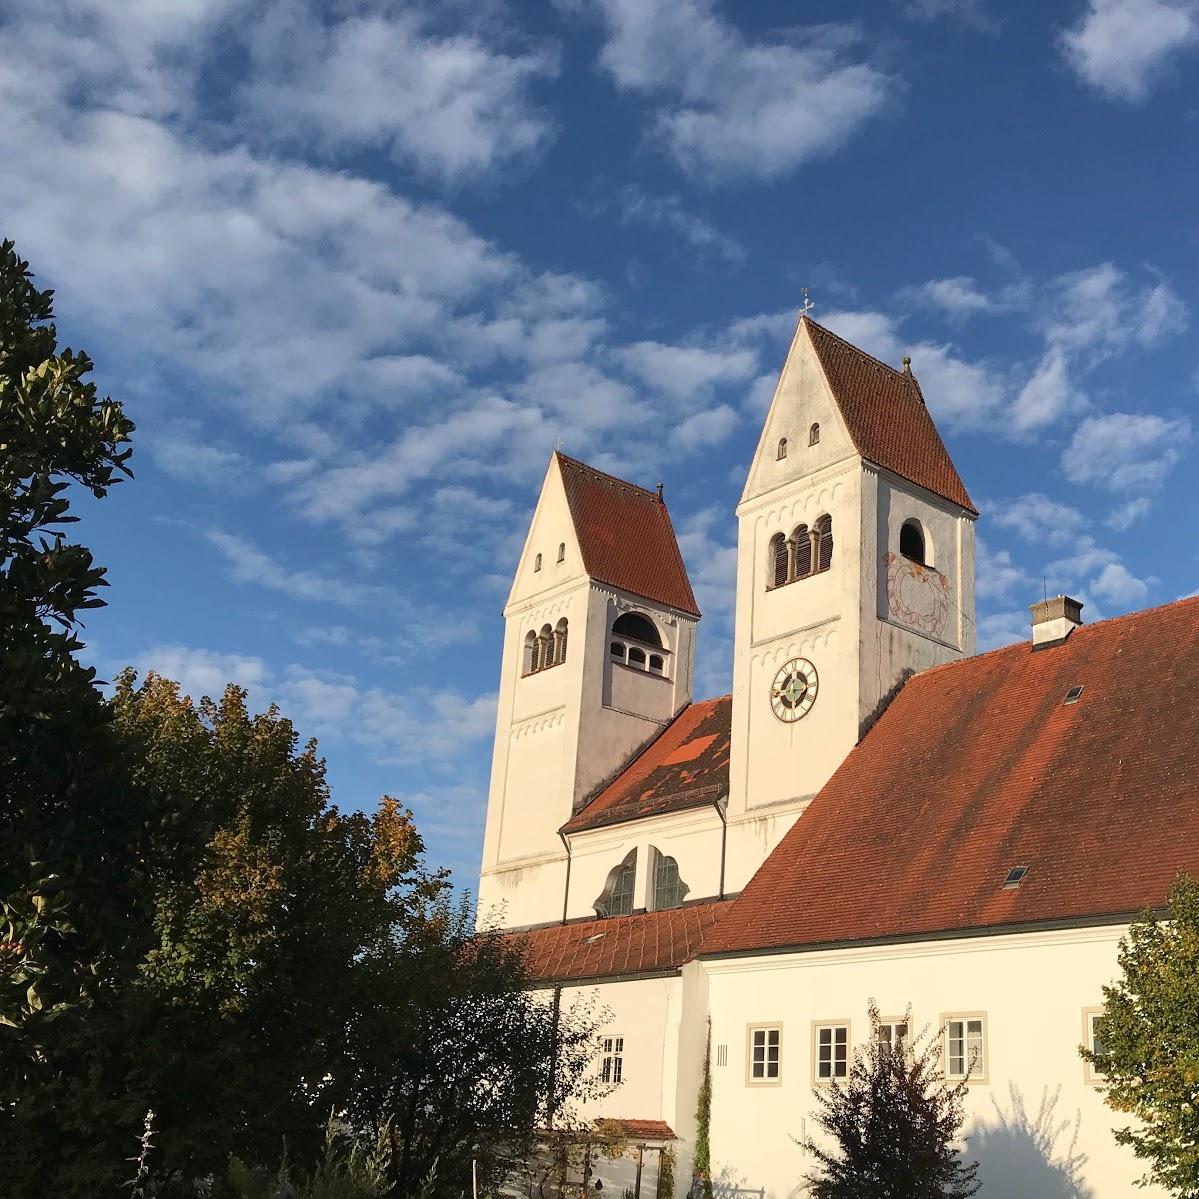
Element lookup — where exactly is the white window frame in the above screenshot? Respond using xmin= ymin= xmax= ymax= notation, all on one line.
xmin=812 ymin=1020 xmax=851 ymax=1086
xmin=942 ymin=1012 xmax=987 ymax=1084
xmin=600 ymin=1034 xmax=624 ymax=1085
xmin=1083 ymin=1007 xmax=1108 ymax=1086
xmin=875 ymin=1018 xmax=909 ymax=1055
xmin=746 ymin=1024 xmax=782 ymax=1086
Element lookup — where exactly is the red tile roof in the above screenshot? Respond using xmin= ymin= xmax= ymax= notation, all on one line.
xmin=595 ymin=1119 xmax=677 ymax=1143
xmin=510 ymin=901 xmax=729 ymax=985
xmin=803 ymin=317 xmax=977 ymax=515
xmin=557 ymin=453 xmax=700 ymax=618
xmin=703 ymin=596 xmax=1199 ymax=957
xmin=563 ymin=696 xmax=732 ymax=833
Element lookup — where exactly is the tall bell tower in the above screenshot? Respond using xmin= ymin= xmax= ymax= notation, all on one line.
xmin=477 ymin=453 xmax=701 ymax=930
xmin=724 ymin=316 xmax=977 ymax=890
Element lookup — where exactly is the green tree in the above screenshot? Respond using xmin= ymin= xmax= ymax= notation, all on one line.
xmin=693 ymin=1022 xmax=713 ymax=1199
xmin=4 ymin=671 xmax=444 ymax=1197
xmin=1084 ymin=873 xmax=1199 ymax=1196
xmin=803 ymin=1003 xmax=979 ymax=1199
xmin=0 ymin=237 xmax=136 ymax=1055
xmin=346 ymin=903 xmax=612 ymax=1197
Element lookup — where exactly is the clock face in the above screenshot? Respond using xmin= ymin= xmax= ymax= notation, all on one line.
xmin=770 ymin=657 xmax=819 ymax=722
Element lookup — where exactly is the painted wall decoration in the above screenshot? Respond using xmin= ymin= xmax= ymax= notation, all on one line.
xmin=885 ymin=552 xmax=950 ymax=639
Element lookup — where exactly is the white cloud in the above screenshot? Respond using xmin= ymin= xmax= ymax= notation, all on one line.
xmin=1106 ymin=496 xmax=1152 ymax=529
xmin=617 ymin=341 xmax=759 ymax=402
xmin=616 ymin=188 xmax=746 ymax=264
xmin=1010 ymin=348 xmax=1087 ymax=432
xmin=206 ymin=529 xmax=383 ymax=605
xmin=990 ymin=493 xmax=1088 ymax=546
xmin=1046 ymin=534 xmax=1119 ymax=581
xmin=241 ymin=7 xmax=558 ymax=183
xmin=675 ymin=405 xmax=739 ymax=454
xmin=133 ymin=644 xmax=270 ymax=703
xmin=1060 ymin=0 xmax=1198 ymax=102
xmin=900 ymin=276 xmax=996 ymax=319
xmin=903 ymin=0 xmax=997 ymax=28
xmin=587 ymin=0 xmax=894 ymax=180
xmin=976 ymin=610 xmax=1028 ymax=651
xmin=976 ymin=538 xmax=1032 ymax=601
xmin=1089 ymin=561 xmax=1151 ymax=605
xmin=1061 ymin=412 xmax=1192 ymax=491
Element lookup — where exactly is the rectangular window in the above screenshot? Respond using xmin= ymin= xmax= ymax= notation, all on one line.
xmin=600 ymin=1035 xmax=624 ymax=1085
xmin=1083 ymin=1008 xmax=1108 ymax=1084
xmin=944 ymin=1014 xmax=986 ymax=1082
xmin=814 ymin=1023 xmax=850 ymax=1083
xmin=876 ymin=1021 xmax=909 ymax=1053
xmin=747 ymin=1025 xmax=781 ymax=1084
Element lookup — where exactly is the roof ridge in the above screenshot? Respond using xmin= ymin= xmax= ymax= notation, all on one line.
xmin=916 ymin=591 xmax=1199 ymax=681
xmin=555 ymin=451 xmax=662 ymax=502
xmin=802 ymin=314 xmax=916 ymax=387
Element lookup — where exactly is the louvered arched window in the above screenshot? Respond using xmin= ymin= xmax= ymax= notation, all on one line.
xmin=792 ymin=523 xmax=811 ymax=580
xmin=809 ymin=422 xmax=821 ymax=446
xmin=815 ymin=515 xmax=834 ymax=573
xmin=553 ymin=618 xmax=569 ymax=665
xmin=768 ymin=532 xmax=788 ymax=589
xmin=777 ymin=437 xmax=788 ymax=460
xmin=523 ymin=630 xmax=538 ymax=676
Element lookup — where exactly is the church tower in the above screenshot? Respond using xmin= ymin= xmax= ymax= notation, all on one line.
xmin=724 ymin=316 xmax=977 ymax=889
xmin=477 ymin=453 xmax=701 ymax=930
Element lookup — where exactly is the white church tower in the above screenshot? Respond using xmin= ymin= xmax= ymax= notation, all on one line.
xmin=477 ymin=452 xmax=701 ymax=930
xmin=723 ymin=316 xmax=978 ymax=889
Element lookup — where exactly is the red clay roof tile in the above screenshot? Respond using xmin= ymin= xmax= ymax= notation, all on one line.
xmin=803 ymin=317 xmax=977 ymax=515
xmin=596 ymin=1119 xmax=676 ymax=1142
xmin=703 ymin=595 xmax=1199 ymax=956
xmin=557 ymin=453 xmax=700 ymax=617
xmin=563 ymin=696 xmax=731 ymax=833
xmin=510 ymin=901 xmax=729 ymax=985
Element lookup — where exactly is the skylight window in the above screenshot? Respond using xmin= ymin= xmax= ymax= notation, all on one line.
xmin=585 ymin=932 xmax=607 ymax=944
xmin=1003 ymin=866 xmax=1029 ymax=889
xmin=1064 ymin=686 xmax=1084 ymax=704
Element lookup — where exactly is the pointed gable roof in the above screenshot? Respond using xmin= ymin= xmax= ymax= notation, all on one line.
xmin=562 ymin=695 xmax=731 ymax=833
xmin=555 ymin=452 xmax=700 ymax=617
xmin=803 ymin=317 xmax=977 ymax=515
xmin=702 ymin=595 xmax=1199 ymax=958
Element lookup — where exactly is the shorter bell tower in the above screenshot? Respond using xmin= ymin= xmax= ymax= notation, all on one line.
xmin=477 ymin=453 xmax=701 ymax=930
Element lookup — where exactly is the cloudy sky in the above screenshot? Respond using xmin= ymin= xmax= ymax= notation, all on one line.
xmin=4 ymin=0 xmax=1197 ymax=885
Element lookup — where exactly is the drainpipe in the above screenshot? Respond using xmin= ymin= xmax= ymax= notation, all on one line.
xmin=559 ymin=831 xmax=573 ymax=925
xmin=714 ymin=795 xmax=728 ymax=900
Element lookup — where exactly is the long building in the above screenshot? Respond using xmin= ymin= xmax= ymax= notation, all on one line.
xmin=476 ymin=313 xmax=1196 ymax=1198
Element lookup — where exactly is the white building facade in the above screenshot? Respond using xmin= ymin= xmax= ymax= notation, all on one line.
xmin=478 ymin=316 xmax=1196 ymax=1198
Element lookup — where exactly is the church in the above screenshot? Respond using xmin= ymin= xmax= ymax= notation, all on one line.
xmin=476 ymin=314 xmax=1199 ymax=1198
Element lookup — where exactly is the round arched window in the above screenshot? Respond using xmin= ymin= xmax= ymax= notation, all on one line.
xmin=900 ymin=520 xmax=927 ymax=565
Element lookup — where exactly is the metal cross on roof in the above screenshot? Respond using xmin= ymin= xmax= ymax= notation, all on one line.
xmin=800 ymin=288 xmax=814 ymax=318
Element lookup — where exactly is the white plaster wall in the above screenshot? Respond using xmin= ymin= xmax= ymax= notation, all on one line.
xmin=558 ymin=970 xmax=709 ymax=1199
xmin=703 ymin=926 xmax=1162 ymax=1199
xmin=564 ymin=808 xmax=726 ymax=921
xmin=857 ymin=469 xmax=976 ymax=730
xmin=477 ymin=857 xmax=568 ymax=931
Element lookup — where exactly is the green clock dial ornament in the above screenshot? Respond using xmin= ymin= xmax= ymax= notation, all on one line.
xmin=770 ymin=657 xmax=818 ymax=722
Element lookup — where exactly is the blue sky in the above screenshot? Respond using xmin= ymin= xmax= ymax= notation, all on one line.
xmin=3 ymin=0 xmax=1197 ymax=886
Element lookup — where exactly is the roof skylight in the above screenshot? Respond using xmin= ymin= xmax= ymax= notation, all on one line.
xmin=1003 ymin=865 xmax=1029 ymax=889
xmin=1064 ymin=686 xmax=1084 ymax=704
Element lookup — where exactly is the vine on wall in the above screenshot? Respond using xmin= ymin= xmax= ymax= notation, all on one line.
xmin=693 ymin=1020 xmax=714 ymax=1199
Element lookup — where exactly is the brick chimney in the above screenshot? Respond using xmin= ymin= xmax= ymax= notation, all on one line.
xmin=1030 ymin=595 xmax=1083 ymax=650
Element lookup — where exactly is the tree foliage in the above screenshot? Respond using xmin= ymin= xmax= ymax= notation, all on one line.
xmin=0 ymin=237 xmax=137 ymax=1056
xmin=803 ymin=1003 xmax=979 ymax=1199
xmin=693 ymin=1021 xmax=714 ymax=1199
xmin=1086 ymin=873 xmax=1199 ymax=1196
xmin=0 ymin=239 xmax=608 ymax=1198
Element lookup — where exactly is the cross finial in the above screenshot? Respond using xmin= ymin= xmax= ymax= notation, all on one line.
xmin=554 ymin=434 xmax=563 ymax=452
xmin=799 ymin=288 xmax=814 ymax=318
